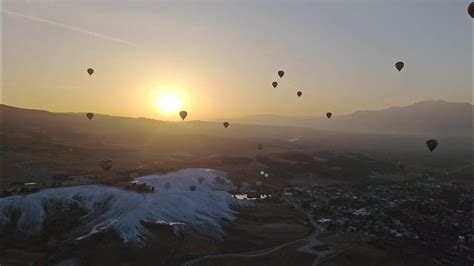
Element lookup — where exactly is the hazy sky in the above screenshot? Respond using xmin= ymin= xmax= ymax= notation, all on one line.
xmin=1 ymin=0 xmax=472 ymax=121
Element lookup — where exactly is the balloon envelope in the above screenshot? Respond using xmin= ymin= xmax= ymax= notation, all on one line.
xmin=278 ymin=70 xmax=285 ymax=78
xmin=426 ymin=139 xmax=438 ymax=152
xmin=326 ymin=112 xmax=332 ymax=119
xmin=190 ymin=185 xmax=197 ymax=191
xmin=398 ymin=161 xmax=405 ymax=170
xmin=86 ymin=113 xmax=94 ymax=120
xmin=469 ymin=2 xmax=474 ymax=18
xmin=223 ymin=122 xmax=229 ymax=128
xmin=297 ymin=91 xmax=302 ymax=97
xmin=87 ymin=68 xmax=94 ymax=76
xmin=272 ymin=82 xmax=278 ymax=88
xmin=100 ymin=159 xmax=113 ymax=171
xmin=179 ymin=111 xmax=187 ymax=120
xmin=395 ymin=61 xmax=404 ymax=72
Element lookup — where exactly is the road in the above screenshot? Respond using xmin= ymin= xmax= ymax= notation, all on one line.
xmin=181 ymin=195 xmax=323 ymax=266
xmin=181 ymin=235 xmax=310 ymax=266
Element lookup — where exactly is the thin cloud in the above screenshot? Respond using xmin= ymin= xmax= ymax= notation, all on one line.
xmin=1 ymin=9 xmax=137 ymax=47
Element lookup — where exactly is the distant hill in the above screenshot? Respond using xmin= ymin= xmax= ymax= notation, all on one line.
xmin=227 ymin=100 xmax=473 ymax=137
xmin=0 ymin=101 xmax=471 ymax=157
xmin=0 ymin=104 xmax=301 ymax=155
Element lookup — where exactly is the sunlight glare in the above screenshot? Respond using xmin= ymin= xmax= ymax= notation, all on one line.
xmin=156 ymin=92 xmax=182 ymax=113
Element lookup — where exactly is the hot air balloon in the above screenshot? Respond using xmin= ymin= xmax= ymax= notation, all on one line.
xmin=87 ymin=68 xmax=94 ymax=76
xmin=326 ymin=112 xmax=332 ymax=119
xmin=278 ymin=70 xmax=285 ymax=78
xmin=469 ymin=2 xmax=474 ymax=18
xmin=100 ymin=159 xmax=113 ymax=171
xmin=179 ymin=111 xmax=187 ymax=120
xmin=223 ymin=122 xmax=229 ymax=128
xmin=198 ymin=176 xmax=204 ymax=184
xmin=258 ymin=144 xmax=263 ymax=150
xmin=398 ymin=161 xmax=406 ymax=170
xmin=86 ymin=113 xmax=94 ymax=120
xmin=190 ymin=185 xmax=197 ymax=191
xmin=395 ymin=61 xmax=404 ymax=72
xmin=272 ymin=82 xmax=278 ymax=88
xmin=164 ymin=182 xmax=172 ymax=189
xmin=426 ymin=139 xmax=438 ymax=152
xmin=297 ymin=91 xmax=302 ymax=97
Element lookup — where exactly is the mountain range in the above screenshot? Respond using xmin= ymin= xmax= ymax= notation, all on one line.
xmin=225 ymin=100 xmax=473 ymax=137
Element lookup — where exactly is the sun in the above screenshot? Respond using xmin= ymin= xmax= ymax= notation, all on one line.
xmin=156 ymin=92 xmax=182 ymax=113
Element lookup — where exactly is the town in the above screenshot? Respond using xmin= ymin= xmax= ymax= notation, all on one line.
xmin=282 ymin=175 xmax=473 ymax=265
